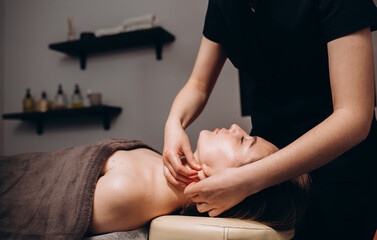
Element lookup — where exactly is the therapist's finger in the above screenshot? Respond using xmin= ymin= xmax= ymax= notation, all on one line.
xmin=196 ymin=203 xmax=212 ymax=213
xmin=163 ymin=166 xmax=186 ymax=188
xmin=182 ymin=144 xmax=201 ymax=171
xmin=165 ymin=152 xmax=197 ymax=177
xmin=190 ymin=194 xmax=208 ymax=203
xmin=164 ymin=164 xmax=194 ymax=186
xmin=166 ymin=159 xmax=197 ymax=183
xmin=163 ymin=166 xmax=188 ymax=188
xmin=184 ymin=182 xmax=203 ymax=198
xmin=201 ymin=164 xmax=214 ymax=177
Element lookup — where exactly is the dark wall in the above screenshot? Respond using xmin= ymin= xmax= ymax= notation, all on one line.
xmin=0 ymin=0 xmax=4 ymax=154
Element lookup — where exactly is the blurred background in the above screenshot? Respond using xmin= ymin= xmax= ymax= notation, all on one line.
xmin=0 ymin=0 xmax=376 ymax=155
xmin=0 ymin=0 xmax=251 ymax=155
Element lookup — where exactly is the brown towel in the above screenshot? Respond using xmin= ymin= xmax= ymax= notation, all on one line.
xmin=0 ymin=139 xmax=158 ymax=240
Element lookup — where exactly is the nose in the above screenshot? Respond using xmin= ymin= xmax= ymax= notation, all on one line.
xmin=229 ymin=124 xmax=243 ymax=136
xmin=229 ymin=124 xmax=241 ymax=133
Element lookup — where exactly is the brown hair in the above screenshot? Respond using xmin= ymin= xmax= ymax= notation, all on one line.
xmin=181 ymin=174 xmax=310 ymax=232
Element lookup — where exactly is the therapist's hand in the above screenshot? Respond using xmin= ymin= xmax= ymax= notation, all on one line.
xmin=184 ymin=164 xmax=252 ymax=217
xmin=163 ymin=121 xmax=202 ymax=187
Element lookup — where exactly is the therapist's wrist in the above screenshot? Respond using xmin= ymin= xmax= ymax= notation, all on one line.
xmin=166 ymin=116 xmax=185 ymax=129
xmin=235 ymin=163 xmax=267 ymax=198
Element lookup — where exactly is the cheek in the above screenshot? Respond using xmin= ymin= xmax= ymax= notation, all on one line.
xmin=197 ymin=131 xmax=242 ymax=169
xmin=197 ymin=131 xmax=216 ymax=163
xmin=197 ymin=142 xmax=219 ymax=167
xmin=219 ymin=143 xmax=238 ymax=163
xmin=199 ymin=141 xmax=238 ymax=170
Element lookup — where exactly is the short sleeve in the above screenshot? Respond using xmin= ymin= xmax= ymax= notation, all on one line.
xmin=203 ymin=0 xmax=223 ymax=43
xmin=317 ymin=0 xmax=377 ymax=42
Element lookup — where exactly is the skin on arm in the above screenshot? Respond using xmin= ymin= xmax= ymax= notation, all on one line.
xmin=185 ymin=27 xmax=376 ymax=216
xmin=163 ymin=36 xmax=227 ymax=186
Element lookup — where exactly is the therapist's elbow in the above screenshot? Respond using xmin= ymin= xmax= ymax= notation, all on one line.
xmin=334 ymin=106 xmax=374 ymax=145
xmin=352 ymin=108 xmax=375 ymax=143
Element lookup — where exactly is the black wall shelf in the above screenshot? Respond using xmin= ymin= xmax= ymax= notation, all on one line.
xmin=2 ymin=106 xmax=122 ymax=135
xmin=49 ymin=27 xmax=175 ymax=70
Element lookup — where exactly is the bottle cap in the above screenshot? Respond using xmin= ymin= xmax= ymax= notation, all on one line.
xmin=26 ymin=88 xmax=31 ymax=98
xmin=58 ymin=84 xmax=63 ymax=94
xmin=74 ymin=84 xmax=81 ymax=94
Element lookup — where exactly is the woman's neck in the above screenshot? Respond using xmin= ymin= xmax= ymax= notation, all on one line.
xmin=152 ymin=156 xmax=193 ymax=212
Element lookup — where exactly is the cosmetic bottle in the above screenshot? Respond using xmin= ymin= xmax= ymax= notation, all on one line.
xmin=23 ymin=88 xmax=35 ymax=112
xmin=54 ymin=84 xmax=68 ymax=109
xmin=71 ymin=84 xmax=84 ymax=108
xmin=37 ymin=91 xmax=49 ymax=112
xmin=83 ymin=89 xmax=92 ymax=107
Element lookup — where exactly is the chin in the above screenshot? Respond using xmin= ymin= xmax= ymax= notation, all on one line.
xmin=199 ymin=129 xmax=211 ymax=137
xmin=198 ymin=130 xmax=213 ymax=142
xmin=196 ymin=131 xmax=206 ymax=150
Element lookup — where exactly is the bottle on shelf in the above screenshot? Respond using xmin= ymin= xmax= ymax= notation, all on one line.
xmin=36 ymin=91 xmax=50 ymax=112
xmin=23 ymin=88 xmax=35 ymax=112
xmin=71 ymin=84 xmax=84 ymax=108
xmin=83 ymin=89 xmax=92 ymax=107
xmin=54 ymin=84 xmax=68 ymax=109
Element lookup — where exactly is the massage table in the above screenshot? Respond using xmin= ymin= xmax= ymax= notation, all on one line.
xmin=84 ymin=215 xmax=294 ymax=240
xmin=0 ymin=139 xmax=294 ymax=239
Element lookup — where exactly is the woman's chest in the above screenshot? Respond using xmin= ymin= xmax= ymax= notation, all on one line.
xmin=101 ymin=148 xmax=161 ymax=175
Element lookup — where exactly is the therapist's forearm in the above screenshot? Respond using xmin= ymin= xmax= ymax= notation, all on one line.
xmin=166 ymin=81 xmax=209 ymax=129
xmin=166 ymin=37 xmax=226 ymax=129
xmin=240 ymin=109 xmax=374 ymax=196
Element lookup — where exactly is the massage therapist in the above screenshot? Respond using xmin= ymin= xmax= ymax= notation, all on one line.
xmin=162 ymin=0 xmax=377 ymax=239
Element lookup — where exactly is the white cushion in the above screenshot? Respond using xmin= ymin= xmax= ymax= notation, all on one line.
xmin=149 ymin=216 xmax=294 ymax=240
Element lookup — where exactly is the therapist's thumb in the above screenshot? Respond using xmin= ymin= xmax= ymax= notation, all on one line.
xmin=184 ymin=182 xmax=198 ymax=197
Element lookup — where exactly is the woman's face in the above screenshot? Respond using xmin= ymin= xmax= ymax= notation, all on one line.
xmin=195 ymin=124 xmax=278 ymax=171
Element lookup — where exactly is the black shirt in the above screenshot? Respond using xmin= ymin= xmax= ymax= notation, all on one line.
xmin=203 ymin=0 xmax=377 ymax=149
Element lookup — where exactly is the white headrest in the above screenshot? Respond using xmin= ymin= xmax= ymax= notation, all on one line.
xmin=149 ymin=215 xmax=294 ymax=240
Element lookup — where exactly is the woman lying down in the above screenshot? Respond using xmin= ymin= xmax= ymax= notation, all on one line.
xmin=0 ymin=124 xmax=309 ymax=239
xmin=89 ymin=124 xmax=309 ymax=235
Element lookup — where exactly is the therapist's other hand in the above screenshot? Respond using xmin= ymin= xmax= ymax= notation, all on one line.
xmin=163 ymin=121 xmax=201 ymax=187
xmin=184 ymin=164 xmax=250 ymax=217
